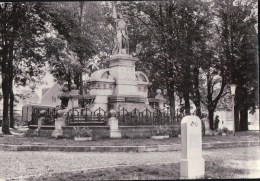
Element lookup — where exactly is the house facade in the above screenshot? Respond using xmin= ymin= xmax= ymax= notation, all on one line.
xmin=40 ymin=83 xmax=61 ymax=107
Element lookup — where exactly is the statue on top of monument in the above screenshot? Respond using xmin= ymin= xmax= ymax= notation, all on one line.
xmin=112 ymin=1 xmax=129 ymax=55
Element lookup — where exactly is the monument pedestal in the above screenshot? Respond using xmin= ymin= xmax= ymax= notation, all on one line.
xmin=106 ymin=54 xmax=150 ymax=112
xmin=180 ymin=158 xmax=205 ymax=179
xmin=108 ymin=95 xmax=149 ymax=112
xmin=87 ymin=52 xmax=150 ymax=113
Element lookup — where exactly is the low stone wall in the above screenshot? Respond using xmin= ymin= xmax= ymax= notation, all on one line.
xmin=120 ymin=125 xmax=180 ymax=138
xmin=28 ymin=124 xmax=180 ymax=139
xmin=62 ymin=126 xmax=110 ymax=139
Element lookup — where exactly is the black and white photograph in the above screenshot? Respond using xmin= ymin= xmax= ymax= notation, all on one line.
xmin=0 ymin=0 xmax=259 ymax=180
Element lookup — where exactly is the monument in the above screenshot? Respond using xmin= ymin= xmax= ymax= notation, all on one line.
xmin=87 ymin=2 xmax=151 ymax=112
xmin=180 ymin=116 xmax=205 ymax=179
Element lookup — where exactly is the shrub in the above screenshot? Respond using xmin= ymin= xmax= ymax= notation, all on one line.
xmin=222 ymin=127 xmax=228 ymax=133
xmin=150 ymin=126 xmax=169 ymax=136
xmin=72 ymin=127 xmax=93 ymax=137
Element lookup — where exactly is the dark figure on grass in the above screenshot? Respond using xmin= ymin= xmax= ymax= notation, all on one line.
xmin=214 ymin=115 xmax=220 ymax=131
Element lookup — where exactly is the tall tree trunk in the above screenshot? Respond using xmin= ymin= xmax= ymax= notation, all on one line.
xmin=73 ymin=73 xmax=80 ymax=90
xmin=9 ymin=90 xmax=14 ymax=128
xmin=9 ymin=48 xmax=14 ymax=128
xmin=167 ymin=80 xmax=175 ymax=119
xmin=79 ymin=72 xmax=83 ymax=95
xmin=237 ymin=86 xmax=249 ymax=131
xmin=67 ymin=71 xmax=72 ymax=91
xmin=208 ymin=106 xmax=214 ymax=130
xmin=208 ymin=108 xmax=214 ymax=130
xmin=1 ymin=42 xmax=11 ymax=134
xmin=206 ymin=72 xmax=214 ymax=129
xmin=234 ymin=105 xmax=240 ymax=131
xmin=183 ymin=64 xmax=191 ymax=115
xmin=239 ymin=106 xmax=248 ymax=131
xmin=78 ymin=1 xmax=85 ymax=96
xmin=193 ymin=66 xmax=201 ymax=118
xmin=1 ymin=76 xmax=11 ymax=134
xmin=184 ymin=96 xmax=190 ymax=115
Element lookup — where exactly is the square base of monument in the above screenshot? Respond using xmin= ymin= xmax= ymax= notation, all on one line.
xmin=180 ymin=158 xmax=205 ymax=179
xmin=110 ymin=130 xmax=121 ymax=138
xmin=52 ymin=130 xmax=63 ymax=138
xmin=108 ymin=95 xmax=150 ymax=112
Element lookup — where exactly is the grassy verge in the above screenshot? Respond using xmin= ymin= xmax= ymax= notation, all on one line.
xmin=26 ymin=161 xmax=249 ymax=180
xmin=0 ymin=130 xmax=259 ymax=147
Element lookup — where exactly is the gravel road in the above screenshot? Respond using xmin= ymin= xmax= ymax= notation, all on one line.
xmin=0 ymin=146 xmax=259 ymax=180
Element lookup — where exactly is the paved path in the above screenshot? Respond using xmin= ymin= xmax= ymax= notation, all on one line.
xmin=0 ymin=146 xmax=259 ymax=180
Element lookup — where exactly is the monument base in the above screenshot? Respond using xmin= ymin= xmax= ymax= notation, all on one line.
xmin=108 ymin=95 xmax=152 ymax=112
xmin=180 ymin=158 xmax=205 ymax=179
xmin=110 ymin=130 xmax=121 ymax=138
xmin=52 ymin=129 xmax=63 ymax=138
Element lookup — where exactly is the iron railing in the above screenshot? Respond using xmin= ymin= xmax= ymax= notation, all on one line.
xmin=66 ymin=107 xmax=107 ymax=125
xmin=30 ymin=108 xmax=57 ymax=125
xmin=30 ymin=107 xmax=183 ymax=126
xmin=117 ymin=108 xmax=180 ymax=126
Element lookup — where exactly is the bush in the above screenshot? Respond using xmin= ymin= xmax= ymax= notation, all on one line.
xmin=150 ymin=126 xmax=170 ymax=136
xmin=72 ymin=127 xmax=93 ymax=137
xmin=222 ymin=127 xmax=228 ymax=133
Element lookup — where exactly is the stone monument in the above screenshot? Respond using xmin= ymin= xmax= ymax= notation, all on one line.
xmin=87 ymin=2 xmax=151 ymax=113
xmin=180 ymin=116 xmax=205 ymax=179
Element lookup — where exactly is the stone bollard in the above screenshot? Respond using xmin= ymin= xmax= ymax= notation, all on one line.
xmin=52 ymin=110 xmax=65 ymax=138
xmin=108 ymin=110 xmax=121 ymax=138
xmin=180 ymin=116 xmax=205 ymax=179
xmin=155 ymin=89 xmax=166 ymax=112
xmin=34 ymin=110 xmax=45 ymax=135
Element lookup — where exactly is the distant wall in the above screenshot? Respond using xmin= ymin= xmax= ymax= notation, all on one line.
xmin=215 ymin=109 xmax=259 ymax=131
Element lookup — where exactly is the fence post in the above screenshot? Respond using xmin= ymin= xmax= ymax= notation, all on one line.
xmin=52 ymin=110 xmax=66 ymax=138
xmin=34 ymin=110 xmax=45 ymax=135
xmin=108 ymin=110 xmax=121 ymax=138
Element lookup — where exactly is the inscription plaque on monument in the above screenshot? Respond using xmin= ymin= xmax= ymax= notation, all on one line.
xmin=189 ymin=134 xmax=201 ymax=149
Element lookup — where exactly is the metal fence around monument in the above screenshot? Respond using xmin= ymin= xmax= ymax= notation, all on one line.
xmin=65 ymin=107 xmax=107 ymax=125
xmin=65 ymin=107 xmax=182 ymax=126
xmin=30 ymin=108 xmax=57 ymax=125
xmin=30 ymin=107 xmax=182 ymax=126
xmin=116 ymin=108 xmax=181 ymax=126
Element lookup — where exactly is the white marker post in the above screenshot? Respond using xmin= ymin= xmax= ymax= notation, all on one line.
xmin=180 ymin=116 xmax=205 ymax=179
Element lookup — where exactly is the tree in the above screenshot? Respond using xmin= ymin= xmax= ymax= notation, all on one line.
xmin=0 ymin=2 xmax=48 ymax=133
xmin=120 ymin=0 xmax=211 ymax=117
xmin=44 ymin=2 xmax=112 ymax=92
xmin=45 ymin=35 xmax=80 ymax=89
xmin=213 ymin=0 xmax=258 ymax=131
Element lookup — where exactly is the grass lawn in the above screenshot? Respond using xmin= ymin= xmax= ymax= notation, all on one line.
xmin=26 ymin=161 xmax=249 ymax=180
xmin=0 ymin=127 xmax=258 ymax=147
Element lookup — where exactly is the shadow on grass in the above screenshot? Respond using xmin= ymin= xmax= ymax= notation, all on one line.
xmin=26 ymin=161 xmax=249 ymax=181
